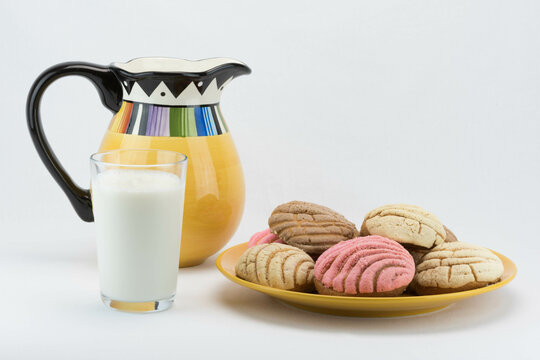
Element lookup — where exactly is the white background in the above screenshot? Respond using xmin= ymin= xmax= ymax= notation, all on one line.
xmin=1 ymin=0 xmax=539 ymax=359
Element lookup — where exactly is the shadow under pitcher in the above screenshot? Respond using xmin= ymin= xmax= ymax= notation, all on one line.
xmin=26 ymin=57 xmax=251 ymax=267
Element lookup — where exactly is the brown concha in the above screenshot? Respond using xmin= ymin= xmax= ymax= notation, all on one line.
xmin=444 ymin=226 xmax=458 ymax=243
xmin=268 ymin=201 xmax=358 ymax=255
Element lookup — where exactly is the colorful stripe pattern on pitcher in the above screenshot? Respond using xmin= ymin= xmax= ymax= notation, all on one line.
xmin=108 ymin=101 xmax=229 ymax=137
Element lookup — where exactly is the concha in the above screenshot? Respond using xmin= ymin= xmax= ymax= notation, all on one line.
xmin=411 ymin=242 xmax=504 ymax=295
xmin=361 ymin=204 xmax=446 ymax=249
xmin=268 ymin=201 xmax=358 ymax=255
xmin=235 ymin=243 xmax=315 ymax=292
xmin=314 ymin=236 xmax=415 ymax=296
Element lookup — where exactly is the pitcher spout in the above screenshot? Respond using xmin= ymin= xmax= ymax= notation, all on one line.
xmin=110 ymin=57 xmax=251 ymax=106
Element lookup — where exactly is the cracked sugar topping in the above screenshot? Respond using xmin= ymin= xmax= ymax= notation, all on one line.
xmin=314 ymin=236 xmax=415 ymax=295
xmin=235 ymin=243 xmax=314 ymax=292
xmin=414 ymin=242 xmax=503 ymax=289
xmin=268 ymin=201 xmax=358 ymax=255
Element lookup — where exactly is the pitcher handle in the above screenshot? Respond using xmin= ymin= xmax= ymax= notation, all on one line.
xmin=26 ymin=62 xmax=123 ymax=222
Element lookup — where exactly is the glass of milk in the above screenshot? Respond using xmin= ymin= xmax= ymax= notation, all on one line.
xmin=90 ymin=149 xmax=187 ymax=313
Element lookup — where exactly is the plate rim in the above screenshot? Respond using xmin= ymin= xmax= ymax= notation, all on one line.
xmin=216 ymin=242 xmax=517 ymax=302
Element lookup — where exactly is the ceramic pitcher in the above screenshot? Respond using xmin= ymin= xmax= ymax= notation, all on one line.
xmin=27 ymin=57 xmax=251 ymax=267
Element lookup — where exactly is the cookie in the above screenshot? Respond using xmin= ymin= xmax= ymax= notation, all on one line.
xmin=408 ymin=225 xmax=458 ymax=264
xmin=314 ymin=236 xmax=415 ymax=297
xmin=360 ymin=204 xmax=446 ymax=249
xmin=235 ymin=243 xmax=315 ymax=292
xmin=411 ymin=242 xmax=504 ymax=295
xmin=248 ymin=228 xmax=284 ymax=248
xmin=268 ymin=201 xmax=358 ymax=255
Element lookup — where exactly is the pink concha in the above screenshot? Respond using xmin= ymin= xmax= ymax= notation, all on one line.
xmin=314 ymin=236 xmax=415 ymax=295
xmin=248 ymin=228 xmax=284 ymax=248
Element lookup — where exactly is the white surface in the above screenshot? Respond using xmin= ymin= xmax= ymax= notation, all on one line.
xmin=1 ymin=0 xmax=539 ymax=359
xmin=93 ymin=169 xmax=184 ymax=301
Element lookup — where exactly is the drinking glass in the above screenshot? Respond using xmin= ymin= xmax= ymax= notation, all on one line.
xmin=90 ymin=149 xmax=187 ymax=312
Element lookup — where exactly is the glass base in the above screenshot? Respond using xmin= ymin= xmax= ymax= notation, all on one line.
xmin=101 ymin=293 xmax=175 ymax=313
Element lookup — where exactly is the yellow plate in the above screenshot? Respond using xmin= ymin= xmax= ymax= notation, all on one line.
xmin=216 ymin=242 xmax=517 ymax=317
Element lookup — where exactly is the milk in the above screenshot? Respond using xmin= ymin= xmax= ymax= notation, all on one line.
xmin=92 ymin=169 xmax=185 ymax=302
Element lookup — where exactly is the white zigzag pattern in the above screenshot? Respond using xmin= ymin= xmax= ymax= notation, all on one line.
xmin=123 ymin=77 xmax=233 ymax=106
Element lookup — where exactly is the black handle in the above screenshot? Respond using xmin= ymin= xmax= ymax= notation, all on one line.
xmin=26 ymin=62 xmax=123 ymax=222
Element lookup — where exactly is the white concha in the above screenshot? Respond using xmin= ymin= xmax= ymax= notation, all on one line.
xmin=361 ymin=204 xmax=446 ymax=249
xmin=235 ymin=243 xmax=315 ymax=292
xmin=412 ymin=242 xmax=504 ymax=295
